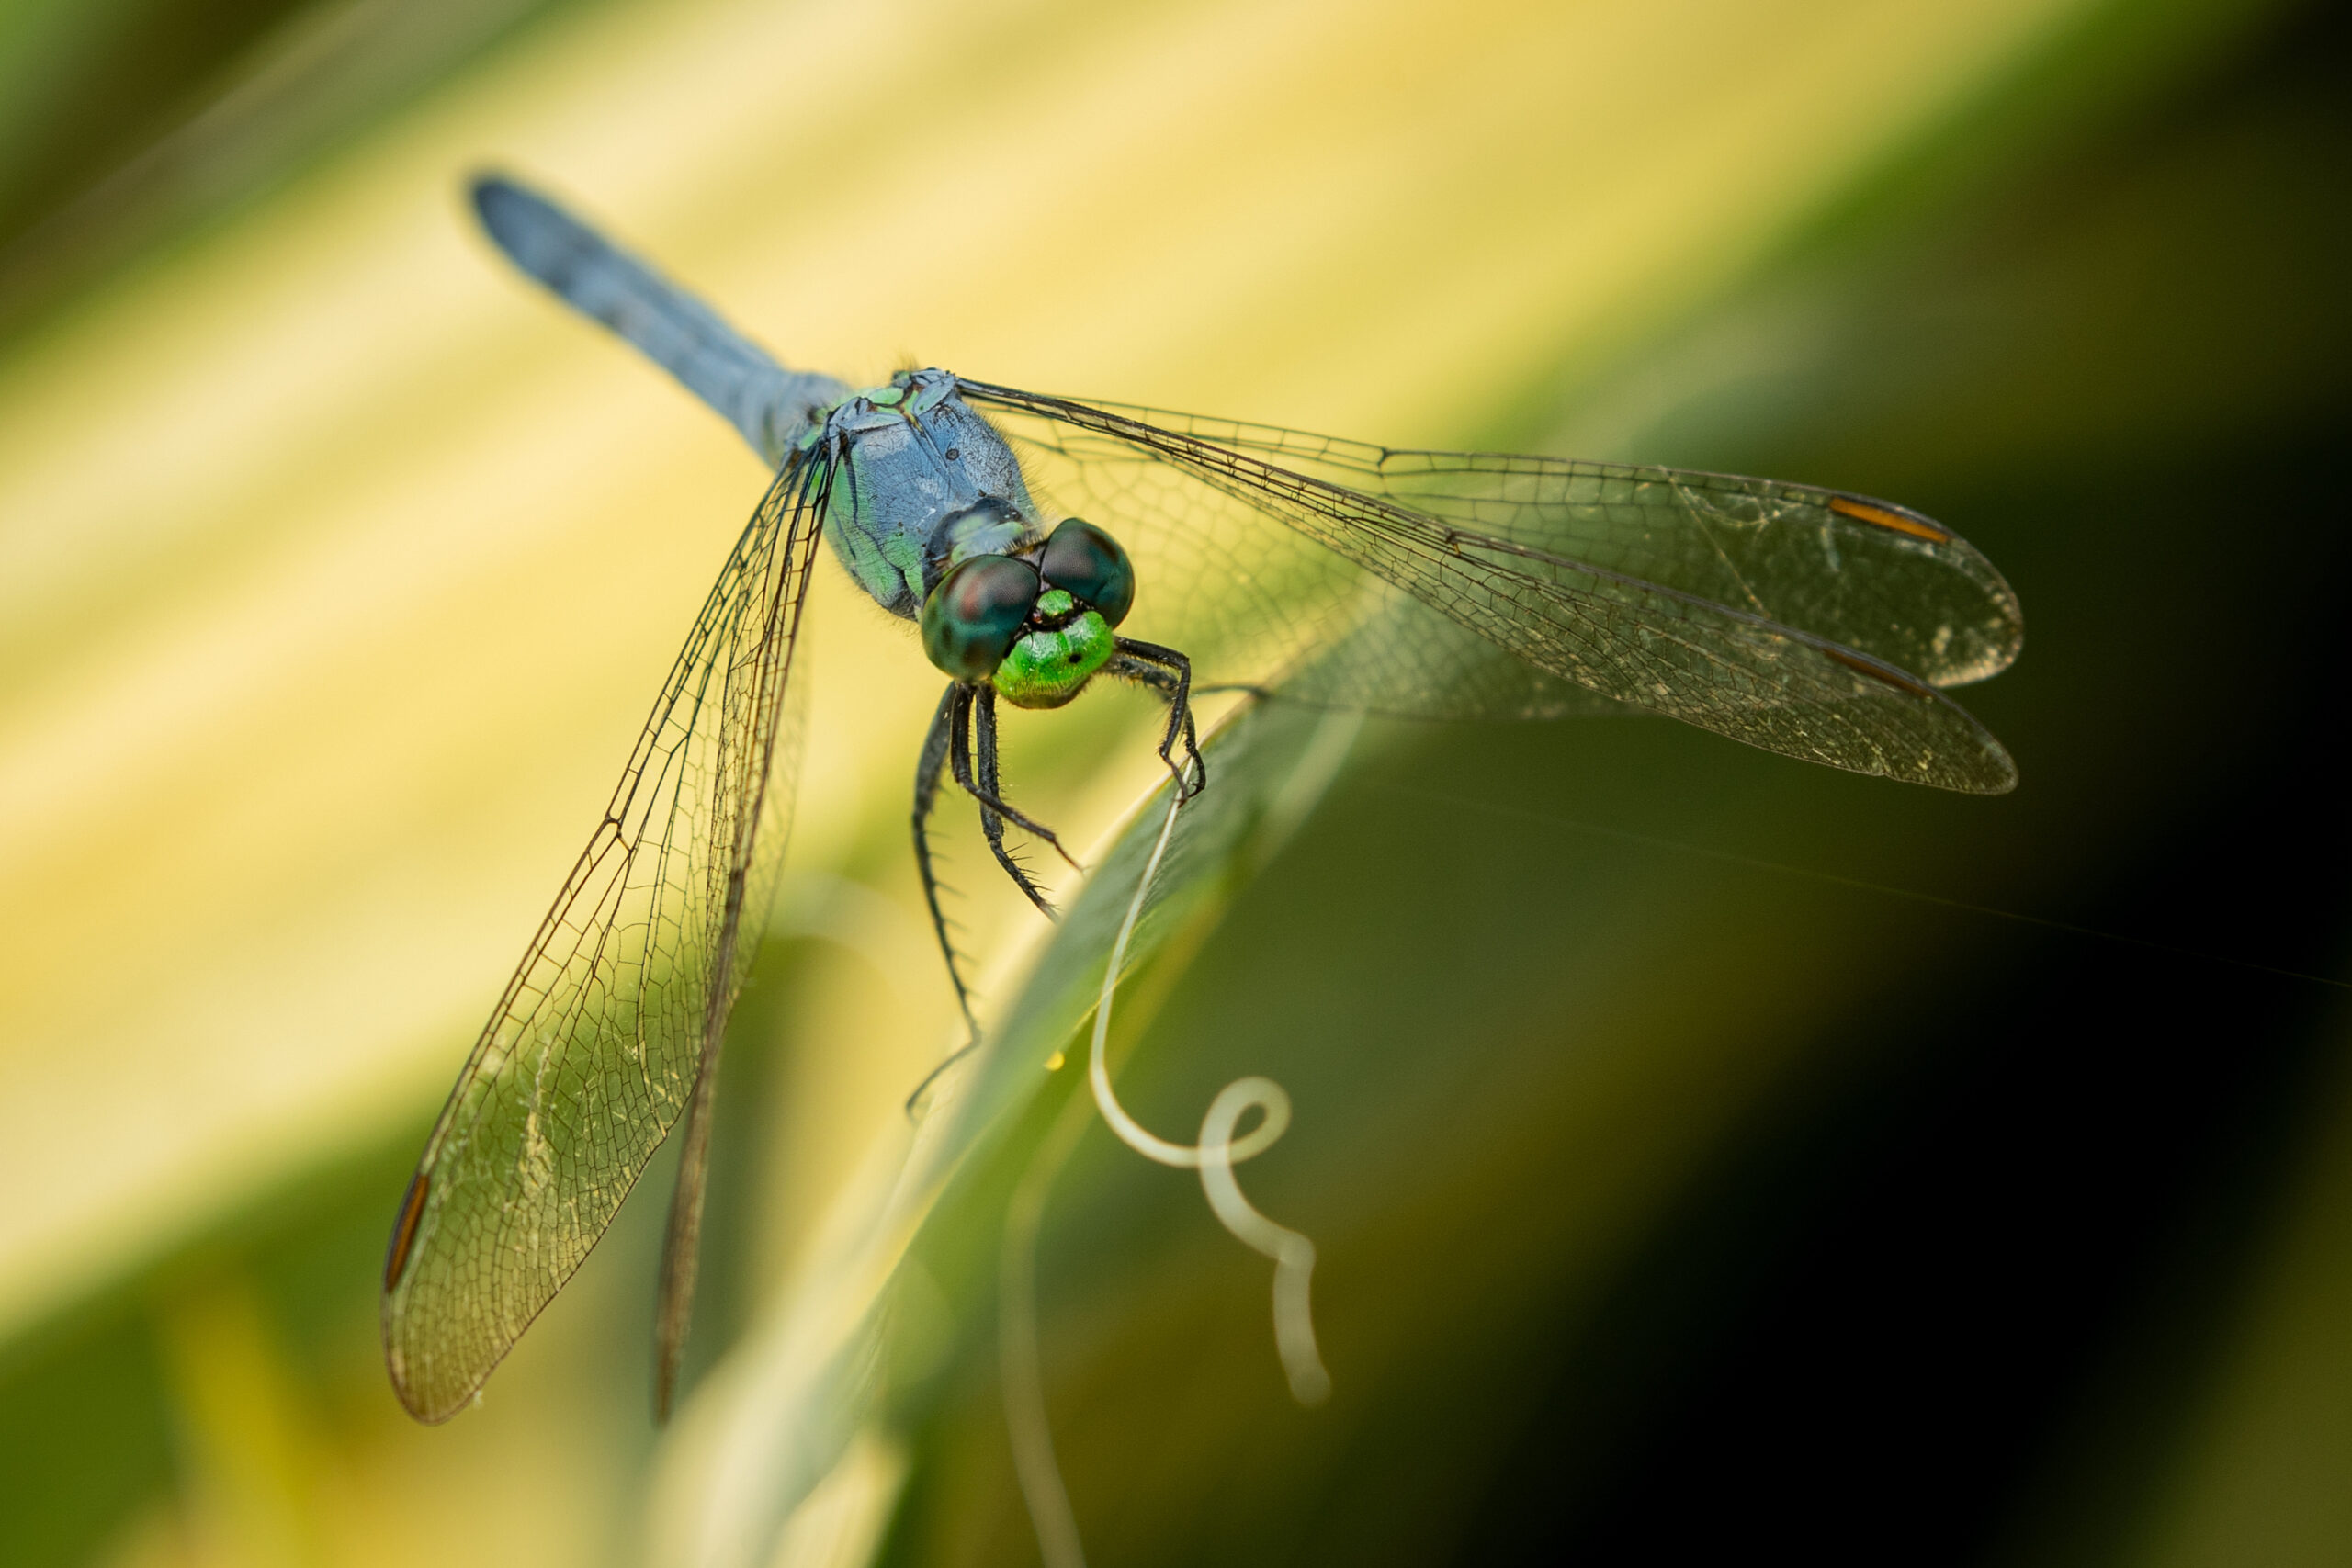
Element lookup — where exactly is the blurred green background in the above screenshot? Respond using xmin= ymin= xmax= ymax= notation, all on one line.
xmin=2 ymin=0 xmax=2348 ymax=1564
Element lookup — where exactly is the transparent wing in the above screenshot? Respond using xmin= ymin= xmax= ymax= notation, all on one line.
xmin=381 ymin=452 xmax=831 ymax=1423
xmin=991 ymin=393 xmax=2020 ymax=693
xmin=964 ymin=384 xmax=2017 ymax=792
xmin=980 ymin=394 xmax=1594 ymax=718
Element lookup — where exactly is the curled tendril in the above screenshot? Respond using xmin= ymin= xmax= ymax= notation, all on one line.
xmin=1002 ymin=782 xmax=1334 ymax=1568
xmin=1084 ymin=789 xmax=1331 ymax=1406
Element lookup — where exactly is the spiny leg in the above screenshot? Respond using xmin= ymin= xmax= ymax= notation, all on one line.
xmin=1113 ymin=638 xmax=1205 ymax=799
xmin=1108 ymin=653 xmax=1199 ymax=790
xmin=911 ymin=681 xmax=980 ymax=1042
xmin=972 ymin=687 xmax=1056 ymax=916
xmin=949 ymin=685 xmax=1080 ymax=886
xmin=1140 ymin=660 xmax=1205 ymax=796
xmin=905 ymin=686 xmax=1016 ymax=1113
xmin=904 ymin=685 xmax=1074 ymax=1115
xmin=906 ymin=654 xmax=1194 ymax=1115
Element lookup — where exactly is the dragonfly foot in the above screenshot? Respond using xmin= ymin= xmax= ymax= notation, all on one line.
xmin=905 ymin=1033 xmax=984 ymax=1117
xmin=1112 ymin=637 xmax=1205 ymax=804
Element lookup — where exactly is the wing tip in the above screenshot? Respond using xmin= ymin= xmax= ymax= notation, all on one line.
xmin=381 ymin=1335 xmax=481 ymax=1427
xmin=1919 ymin=731 xmax=2018 ymax=795
xmin=1961 ymin=753 xmax=2021 ymax=795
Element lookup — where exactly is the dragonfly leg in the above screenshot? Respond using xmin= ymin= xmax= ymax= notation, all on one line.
xmin=972 ymin=688 xmax=1040 ymax=908
xmin=905 ymin=686 xmax=1027 ymax=1118
xmin=1113 ymin=638 xmax=1206 ymax=799
xmin=912 ymin=682 xmax=981 ymax=1042
xmin=952 ymin=686 xmax=1078 ymax=903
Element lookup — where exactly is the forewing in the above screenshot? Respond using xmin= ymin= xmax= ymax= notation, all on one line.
xmin=382 ymin=454 xmax=829 ymax=1423
xmin=978 ymin=393 xmax=1610 ymax=719
xmin=982 ymin=392 xmax=2019 ymax=691
xmin=964 ymin=385 xmax=2015 ymax=792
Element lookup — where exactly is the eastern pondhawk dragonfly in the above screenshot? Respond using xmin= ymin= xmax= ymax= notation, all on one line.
xmin=381 ymin=175 xmax=2022 ymax=1424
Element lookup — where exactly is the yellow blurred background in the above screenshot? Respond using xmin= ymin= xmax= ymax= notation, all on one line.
xmin=4 ymin=1 xmax=2349 ymax=1565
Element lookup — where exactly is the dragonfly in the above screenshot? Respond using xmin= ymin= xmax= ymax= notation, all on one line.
xmin=381 ymin=175 xmax=2022 ymax=1424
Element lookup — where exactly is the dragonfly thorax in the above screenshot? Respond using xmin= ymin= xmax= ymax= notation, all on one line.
xmin=808 ymin=368 xmax=1047 ymax=618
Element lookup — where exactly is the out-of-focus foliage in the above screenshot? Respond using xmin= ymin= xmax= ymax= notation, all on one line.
xmin=2 ymin=1 xmax=2348 ymax=1565
xmin=0 ymin=0 xmax=584 ymax=338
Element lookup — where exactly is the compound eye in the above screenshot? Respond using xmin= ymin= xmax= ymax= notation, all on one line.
xmin=922 ymin=555 xmax=1040 ymax=681
xmin=1038 ymin=519 xmax=1135 ymax=627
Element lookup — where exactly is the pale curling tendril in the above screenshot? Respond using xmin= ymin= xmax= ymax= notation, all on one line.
xmin=1088 ymin=788 xmax=1331 ymax=1406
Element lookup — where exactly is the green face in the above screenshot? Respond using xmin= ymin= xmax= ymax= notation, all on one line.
xmin=917 ymin=519 xmax=1136 ymax=706
xmin=994 ymin=597 xmax=1117 ymax=709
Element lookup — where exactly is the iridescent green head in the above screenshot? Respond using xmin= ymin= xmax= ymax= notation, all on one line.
xmin=919 ymin=519 xmax=1136 ymax=710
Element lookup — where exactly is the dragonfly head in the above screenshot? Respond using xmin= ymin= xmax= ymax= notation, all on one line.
xmin=920 ymin=519 xmax=1136 ymax=709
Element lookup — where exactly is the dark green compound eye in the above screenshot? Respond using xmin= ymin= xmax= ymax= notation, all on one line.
xmin=921 ymin=555 xmax=1039 ymax=681
xmin=1038 ymin=519 xmax=1134 ymax=626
